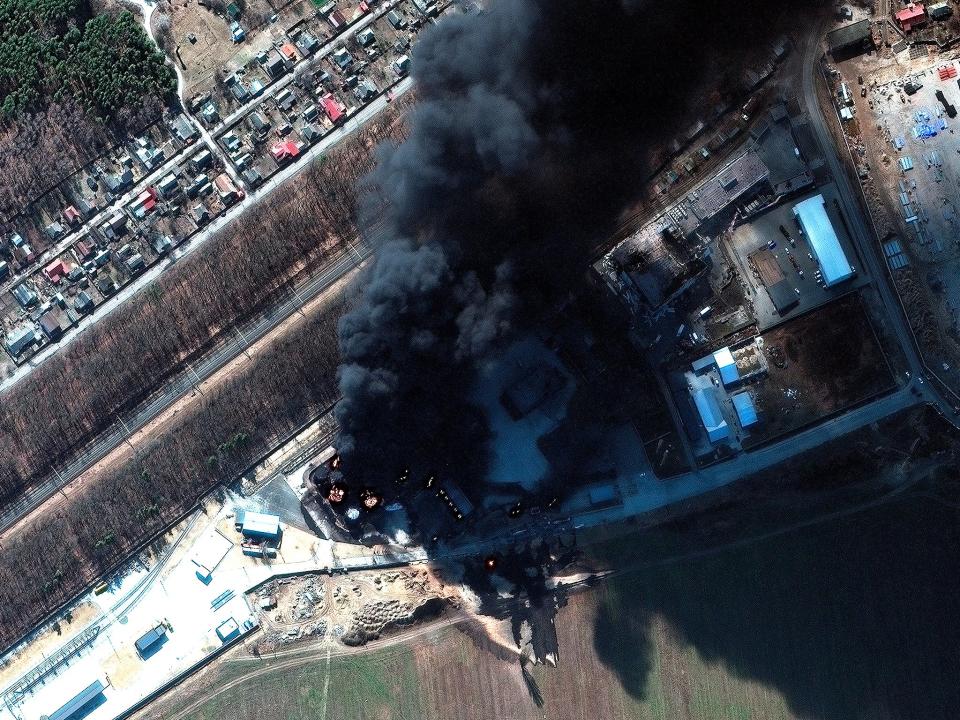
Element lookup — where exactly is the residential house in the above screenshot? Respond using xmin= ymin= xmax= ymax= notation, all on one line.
xmin=270 ymin=140 xmax=302 ymax=164
xmin=332 ymin=47 xmax=353 ymax=71
xmin=201 ymin=102 xmax=220 ymax=124
xmin=192 ymin=148 xmax=214 ymax=171
xmin=125 ymin=253 xmax=146 ymax=275
xmin=44 ymin=259 xmax=68 ymax=283
xmin=265 ymin=51 xmax=287 ymax=78
xmin=10 ymin=233 xmax=33 ymax=264
xmin=45 ymin=221 xmax=66 ymax=241
xmin=241 ymin=168 xmax=263 ymax=188
xmin=151 ymin=234 xmax=173 ymax=254
xmin=328 ymin=8 xmax=347 ymax=29
xmin=280 ymin=43 xmax=298 ymax=63
xmin=356 ymin=27 xmax=376 ymax=47
xmin=393 ymin=54 xmax=411 ymax=76
xmin=187 ymin=174 xmax=210 ymax=199
xmin=63 ymin=205 xmax=82 ymax=226
xmin=158 ymin=173 xmax=180 ymax=197
xmin=896 ymin=3 xmax=927 ymax=31
xmin=249 ymin=111 xmax=271 ymax=137
xmin=39 ymin=309 xmax=65 ymax=341
xmin=214 ymin=173 xmax=243 ymax=205
xmin=74 ymin=290 xmax=94 ymax=314
xmin=5 ymin=324 xmax=40 ymax=357
xmin=301 ymin=124 xmax=323 ymax=144
xmin=12 ymin=282 xmax=38 ymax=308
xmin=354 ymin=79 xmax=377 ymax=103
xmin=320 ymin=93 xmax=345 ymax=123
xmin=172 ymin=115 xmax=198 ymax=143
xmin=296 ymin=31 xmax=320 ymax=56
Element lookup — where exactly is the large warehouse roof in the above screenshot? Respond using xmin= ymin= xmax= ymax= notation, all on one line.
xmin=46 ymin=680 xmax=106 ymax=720
xmin=693 ymin=388 xmax=729 ymax=443
xmin=792 ymin=195 xmax=855 ymax=286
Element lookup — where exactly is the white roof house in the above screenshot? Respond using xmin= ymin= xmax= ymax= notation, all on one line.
xmin=793 ymin=195 xmax=855 ymax=286
xmin=732 ymin=391 xmax=758 ymax=427
xmin=693 ymin=388 xmax=730 ymax=442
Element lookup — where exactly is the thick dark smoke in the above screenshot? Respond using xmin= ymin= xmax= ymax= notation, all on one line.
xmin=336 ymin=0 xmax=811 ymax=491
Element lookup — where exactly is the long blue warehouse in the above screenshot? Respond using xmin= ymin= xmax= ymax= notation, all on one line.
xmin=45 ymin=680 xmax=106 ymax=720
xmin=792 ymin=195 xmax=855 ymax=287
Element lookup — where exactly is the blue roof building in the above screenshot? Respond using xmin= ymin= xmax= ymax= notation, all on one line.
xmin=793 ymin=195 xmax=855 ymax=286
xmin=46 ymin=680 xmax=106 ymax=720
xmin=237 ymin=510 xmax=280 ymax=540
xmin=135 ymin=624 xmax=167 ymax=657
xmin=732 ymin=391 xmax=759 ymax=428
xmin=693 ymin=388 xmax=730 ymax=443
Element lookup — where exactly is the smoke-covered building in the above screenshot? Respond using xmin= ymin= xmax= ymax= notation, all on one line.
xmin=688 ymin=151 xmax=771 ymax=225
xmin=827 ymin=19 xmax=874 ymax=58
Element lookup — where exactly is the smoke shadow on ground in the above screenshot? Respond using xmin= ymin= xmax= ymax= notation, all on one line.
xmin=591 ymin=491 xmax=960 ymax=719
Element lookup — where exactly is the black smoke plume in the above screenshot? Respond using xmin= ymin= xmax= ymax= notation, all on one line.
xmin=336 ymin=0 xmax=814 ymax=492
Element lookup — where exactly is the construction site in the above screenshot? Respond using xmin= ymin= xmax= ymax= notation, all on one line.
xmin=0 ymin=463 xmax=456 ymax=720
xmin=825 ymin=3 xmax=960 ymax=397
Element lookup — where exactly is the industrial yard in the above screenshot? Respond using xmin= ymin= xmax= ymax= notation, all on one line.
xmin=825 ymin=1 xmax=960 ymax=395
xmin=0 ymin=479 xmax=453 ymax=720
xmin=5 ymin=2 xmax=960 ymax=719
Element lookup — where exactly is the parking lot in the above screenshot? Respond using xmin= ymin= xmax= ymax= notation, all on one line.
xmin=727 ymin=182 xmax=869 ymax=330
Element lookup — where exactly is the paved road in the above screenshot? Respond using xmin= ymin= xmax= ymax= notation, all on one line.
xmin=0 ymin=74 xmax=411 ymax=396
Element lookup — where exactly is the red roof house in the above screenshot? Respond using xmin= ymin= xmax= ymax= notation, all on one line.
xmin=280 ymin=43 xmax=298 ymax=63
xmin=64 ymin=205 xmax=82 ymax=226
xmin=270 ymin=141 xmax=302 ymax=163
xmin=44 ymin=259 xmax=68 ymax=283
xmin=896 ymin=3 xmax=927 ymax=30
xmin=74 ymin=239 xmax=93 ymax=261
xmin=321 ymin=93 xmax=345 ymax=124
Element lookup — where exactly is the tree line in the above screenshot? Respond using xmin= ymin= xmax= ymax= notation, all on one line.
xmin=0 ymin=293 xmax=346 ymax=651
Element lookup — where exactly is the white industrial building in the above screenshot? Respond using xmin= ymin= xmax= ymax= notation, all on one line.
xmin=792 ymin=195 xmax=855 ymax=286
